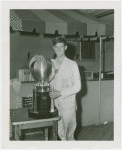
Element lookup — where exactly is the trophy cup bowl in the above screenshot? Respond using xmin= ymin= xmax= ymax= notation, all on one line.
xmin=28 ymin=57 xmax=57 ymax=119
xmin=30 ymin=58 xmax=55 ymax=83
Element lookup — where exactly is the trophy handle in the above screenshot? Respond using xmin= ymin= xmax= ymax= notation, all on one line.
xmin=50 ymin=89 xmax=55 ymax=113
xmin=50 ymin=98 xmax=55 ymax=113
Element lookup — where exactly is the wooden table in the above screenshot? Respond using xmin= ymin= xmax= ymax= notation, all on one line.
xmin=10 ymin=108 xmax=60 ymax=141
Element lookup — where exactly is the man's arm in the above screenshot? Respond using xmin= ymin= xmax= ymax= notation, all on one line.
xmin=60 ymin=62 xmax=81 ymax=99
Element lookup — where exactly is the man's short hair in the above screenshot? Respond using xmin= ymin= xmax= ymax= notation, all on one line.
xmin=52 ymin=36 xmax=67 ymax=46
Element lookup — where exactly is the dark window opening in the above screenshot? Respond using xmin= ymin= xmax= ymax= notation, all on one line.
xmin=80 ymin=41 xmax=96 ymax=60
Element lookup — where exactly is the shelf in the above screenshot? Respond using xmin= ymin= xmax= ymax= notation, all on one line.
xmin=82 ymin=78 xmax=114 ymax=81
xmin=21 ymin=81 xmax=36 ymax=83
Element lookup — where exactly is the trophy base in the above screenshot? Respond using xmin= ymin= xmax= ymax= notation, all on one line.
xmin=28 ymin=108 xmax=58 ymax=119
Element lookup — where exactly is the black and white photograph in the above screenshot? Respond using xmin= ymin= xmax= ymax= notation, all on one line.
xmin=2 ymin=1 xmax=121 ymax=149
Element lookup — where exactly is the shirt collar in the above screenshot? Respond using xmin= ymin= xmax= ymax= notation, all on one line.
xmin=61 ymin=56 xmax=68 ymax=66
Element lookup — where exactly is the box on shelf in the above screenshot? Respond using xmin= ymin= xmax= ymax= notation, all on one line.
xmin=16 ymin=66 xmax=35 ymax=82
xmin=81 ymin=71 xmax=94 ymax=80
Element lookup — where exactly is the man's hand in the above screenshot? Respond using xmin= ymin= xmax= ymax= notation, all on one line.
xmin=29 ymin=54 xmax=44 ymax=68
xmin=35 ymin=55 xmax=44 ymax=62
xmin=49 ymin=89 xmax=61 ymax=99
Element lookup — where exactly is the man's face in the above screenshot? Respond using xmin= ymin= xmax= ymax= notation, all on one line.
xmin=53 ymin=43 xmax=67 ymax=58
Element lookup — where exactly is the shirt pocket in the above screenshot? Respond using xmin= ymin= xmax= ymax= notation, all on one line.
xmin=61 ymin=72 xmax=72 ymax=88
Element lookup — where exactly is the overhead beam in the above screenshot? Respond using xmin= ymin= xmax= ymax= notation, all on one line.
xmin=93 ymin=10 xmax=114 ymax=18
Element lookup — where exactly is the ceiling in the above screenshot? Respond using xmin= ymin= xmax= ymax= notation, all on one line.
xmin=10 ymin=9 xmax=114 ymax=36
xmin=79 ymin=9 xmax=114 ymax=24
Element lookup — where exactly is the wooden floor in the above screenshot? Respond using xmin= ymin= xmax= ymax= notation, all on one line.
xmin=76 ymin=122 xmax=114 ymax=141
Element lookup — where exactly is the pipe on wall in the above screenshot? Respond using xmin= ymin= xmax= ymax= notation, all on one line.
xmin=98 ymin=35 xmax=114 ymax=124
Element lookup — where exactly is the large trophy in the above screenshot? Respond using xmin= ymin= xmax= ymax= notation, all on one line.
xmin=28 ymin=57 xmax=56 ymax=119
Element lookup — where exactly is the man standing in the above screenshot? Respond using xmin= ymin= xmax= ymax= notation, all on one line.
xmin=29 ymin=37 xmax=81 ymax=140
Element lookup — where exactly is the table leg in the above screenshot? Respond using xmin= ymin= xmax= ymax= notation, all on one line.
xmin=52 ymin=121 xmax=58 ymax=141
xmin=44 ymin=128 xmax=48 ymax=141
xmin=12 ymin=125 xmax=20 ymax=140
